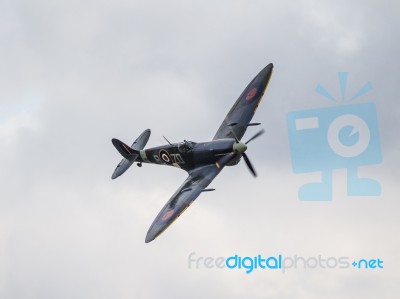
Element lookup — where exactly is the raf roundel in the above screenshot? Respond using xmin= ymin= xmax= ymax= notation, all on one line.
xmin=246 ymin=87 xmax=258 ymax=101
xmin=162 ymin=153 xmax=170 ymax=162
xmin=162 ymin=209 xmax=174 ymax=221
xmin=159 ymin=149 xmax=173 ymax=165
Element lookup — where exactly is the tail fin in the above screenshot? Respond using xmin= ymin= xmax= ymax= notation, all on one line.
xmin=112 ymin=138 xmax=139 ymax=160
xmin=111 ymin=129 xmax=151 ymax=179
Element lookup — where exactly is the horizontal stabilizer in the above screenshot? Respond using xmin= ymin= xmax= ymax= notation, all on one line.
xmin=131 ymin=129 xmax=151 ymax=150
xmin=111 ymin=159 xmax=134 ymax=179
xmin=111 ymin=129 xmax=151 ymax=179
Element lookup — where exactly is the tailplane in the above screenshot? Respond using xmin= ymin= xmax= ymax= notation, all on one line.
xmin=111 ymin=129 xmax=151 ymax=179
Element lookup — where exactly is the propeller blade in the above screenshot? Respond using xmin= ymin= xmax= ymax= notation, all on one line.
xmin=245 ymin=129 xmax=265 ymax=144
xmin=242 ymin=153 xmax=257 ymax=177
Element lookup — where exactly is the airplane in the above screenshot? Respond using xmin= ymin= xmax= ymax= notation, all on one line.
xmin=111 ymin=63 xmax=274 ymax=243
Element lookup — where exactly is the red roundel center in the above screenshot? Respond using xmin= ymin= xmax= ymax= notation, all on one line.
xmin=162 ymin=209 xmax=174 ymax=221
xmin=246 ymin=87 xmax=257 ymax=101
xmin=161 ymin=153 xmax=170 ymax=162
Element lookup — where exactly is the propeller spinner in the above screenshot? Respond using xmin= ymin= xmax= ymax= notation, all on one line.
xmin=232 ymin=128 xmax=265 ymax=177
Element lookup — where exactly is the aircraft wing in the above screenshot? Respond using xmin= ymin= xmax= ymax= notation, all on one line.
xmin=145 ymin=164 xmax=222 ymax=243
xmin=213 ymin=63 xmax=273 ymax=141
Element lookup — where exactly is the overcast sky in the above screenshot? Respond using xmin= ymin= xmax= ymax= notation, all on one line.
xmin=1 ymin=0 xmax=399 ymax=298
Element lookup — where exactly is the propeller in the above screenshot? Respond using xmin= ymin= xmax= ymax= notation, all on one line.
xmin=236 ymin=128 xmax=265 ymax=177
xmin=245 ymin=129 xmax=265 ymax=144
xmin=224 ymin=126 xmax=265 ymax=176
xmin=242 ymin=152 xmax=257 ymax=177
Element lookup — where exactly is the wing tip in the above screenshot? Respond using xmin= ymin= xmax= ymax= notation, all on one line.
xmin=145 ymin=232 xmax=156 ymax=243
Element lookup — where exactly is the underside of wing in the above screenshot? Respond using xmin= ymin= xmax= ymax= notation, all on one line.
xmin=213 ymin=63 xmax=273 ymax=141
xmin=145 ymin=164 xmax=221 ymax=243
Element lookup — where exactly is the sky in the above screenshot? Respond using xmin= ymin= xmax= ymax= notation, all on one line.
xmin=0 ymin=0 xmax=399 ymax=298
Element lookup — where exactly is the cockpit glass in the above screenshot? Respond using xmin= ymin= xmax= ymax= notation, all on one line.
xmin=178 ymin=141 xmax=196 ymax=153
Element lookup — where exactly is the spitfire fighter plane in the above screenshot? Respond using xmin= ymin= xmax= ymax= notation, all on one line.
xmin=111 ymin=63 xmax=273 ymax=243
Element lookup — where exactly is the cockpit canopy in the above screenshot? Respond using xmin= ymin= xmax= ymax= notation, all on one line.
xmin=178 ymin=140 xmax=196 ymax=153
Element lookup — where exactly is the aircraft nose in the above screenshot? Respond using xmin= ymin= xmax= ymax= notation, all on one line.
xmin=233 ymin=141 xmax=247 ymax=153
